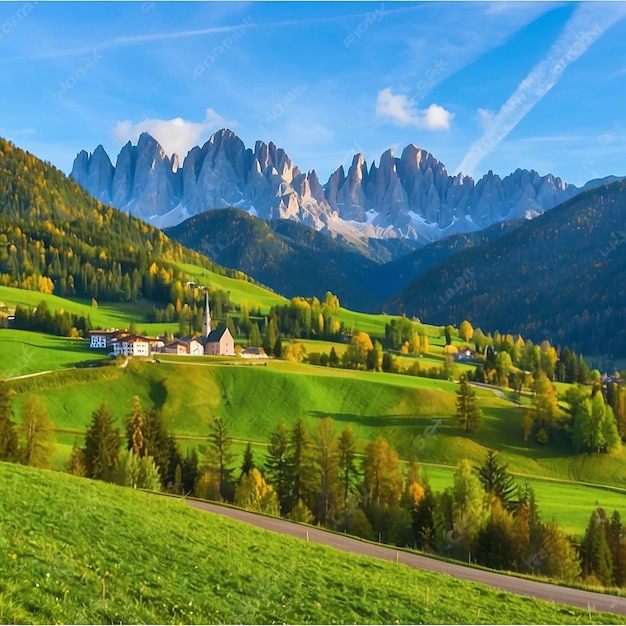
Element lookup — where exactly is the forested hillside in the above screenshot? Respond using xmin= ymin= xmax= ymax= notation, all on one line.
xmin=387 ymin=180 xmax=626 ymax=357
xmin=0 ymin=138 xmax=261 ymax=309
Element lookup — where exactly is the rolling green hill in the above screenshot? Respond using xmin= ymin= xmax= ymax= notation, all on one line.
xmin=6 ymin=359 xmax=626 ymax=537
xmin=1 ymin=462 xmax=623 ymax=624
xmin=386 ymin=180 xmax=626 ymax=357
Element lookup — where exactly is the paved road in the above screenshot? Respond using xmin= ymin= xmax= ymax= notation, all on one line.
xmin=187 ymin=499 xmax=626 ymax=617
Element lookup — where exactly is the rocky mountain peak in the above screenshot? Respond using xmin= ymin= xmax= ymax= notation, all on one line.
xmin=70 ymin=128 xmax=594 ymax=242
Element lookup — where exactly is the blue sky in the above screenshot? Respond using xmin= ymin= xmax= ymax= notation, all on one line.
xmin=2 ymin=1 xmax=626 ymax=186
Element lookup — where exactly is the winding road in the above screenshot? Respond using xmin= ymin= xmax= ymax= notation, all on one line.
xmin=187 ymin=499 xmax=626 ymax=617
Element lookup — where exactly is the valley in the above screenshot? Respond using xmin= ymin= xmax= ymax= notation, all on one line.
xmin=1 ymin=134 xmax=626 ymax=620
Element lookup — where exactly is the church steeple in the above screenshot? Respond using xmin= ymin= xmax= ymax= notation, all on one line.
xmin=202 ymin=289 xmax=211 ymax=339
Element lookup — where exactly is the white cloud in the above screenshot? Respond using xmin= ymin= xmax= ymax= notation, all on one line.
xmin=113 ymin=108 xmax=234 ymax=157
xmin=456 ymin=2 xmax=626 ymax=177
xmin=376 ymin=88 xmax=454 ymax=131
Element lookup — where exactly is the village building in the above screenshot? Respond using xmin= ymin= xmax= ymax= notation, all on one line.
xmin=205 ymin=327 xmax=234 ymax=356
xmin=199 ymin=290 xmax=235 ymax=356
xmin=88 ymin=329 xmax=127 ymax=349
xmin=241 ymin=346 xmax=268 ymax=359
xmin=162 ymin=335 xmax=205 ymax=356
xmin=112 ymin=335 xmax=151 ymax=357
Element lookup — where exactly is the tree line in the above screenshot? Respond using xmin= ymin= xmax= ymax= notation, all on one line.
xmin=2 ymin=376 xmax=625 ymax=589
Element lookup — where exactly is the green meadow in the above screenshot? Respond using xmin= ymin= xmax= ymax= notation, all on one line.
xmin=0 ymin=462 xmax=623 ymax=625
xmin=5 ymin=358 xmax=626 ymax=538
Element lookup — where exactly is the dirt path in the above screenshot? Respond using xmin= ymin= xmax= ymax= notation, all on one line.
xmin=187 ymin=499 xmax=626 ymax=617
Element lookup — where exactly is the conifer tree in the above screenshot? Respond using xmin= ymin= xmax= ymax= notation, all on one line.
xmin=265 ymin=421 xmax=293 ymax=515
xmin=456 ymin=374 xmax=482 ymax=433
xmin=477 ymin=449 xmax=517 ymax=510
xmin=205 ymin=416 xmax=235 ymax=501
xmin=241 ymin=442 xmax=256 ymax=477
xmin=83 ymin=403 xmax=121 ymax=482
xmin=582 ymin=508 xmax=614 ymax=587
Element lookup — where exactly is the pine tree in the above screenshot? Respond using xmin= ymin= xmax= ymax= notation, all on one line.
xmin=0 ymin=378 xmax=18 ymax=462
xmin=582 ymin=508 xmax=615 ymax=586
xmin=205 ymin=416 xmax=235 ymax=502
xmin=456 ymin=374 xmax=482 ymax=433
xmin=477 ymin=449 xmax=517 ymax=510
xmin=83 ymin=403 xmax=121 ymax=482
xmin=241 ymin=442 xmax=256 ymax=477
xmin=264 ymin=421 xmax=293 ymax=515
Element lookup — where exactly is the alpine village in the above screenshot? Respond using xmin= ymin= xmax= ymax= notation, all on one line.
xmin=2 ymin=3 xmax=626 ymax=625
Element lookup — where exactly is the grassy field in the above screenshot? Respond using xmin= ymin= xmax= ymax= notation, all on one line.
xmin=0 ymin=462 xmax=623 ymax=625
xmin=5 ymin=358 xmax=626 ymax=538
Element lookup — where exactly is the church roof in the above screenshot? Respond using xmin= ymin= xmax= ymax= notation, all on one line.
xmin=205 ymin=326 xmax=231 ymax=343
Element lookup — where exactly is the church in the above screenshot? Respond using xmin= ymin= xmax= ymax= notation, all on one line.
xmin=203 ymin=290 xmax=236 ymax=355
xmin=163 ymin=291 xmax=235 ymax=356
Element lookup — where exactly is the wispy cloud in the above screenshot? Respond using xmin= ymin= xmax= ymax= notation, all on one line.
xmin=376 ymin=88 xmax=454 ymax=131
xmin=27 ymin=4 xmax=425 ymax=60
xmin=113 ymin=109 xmax=234 ymax=158
xmin=456 ymin=2 xmax=626 ymax=177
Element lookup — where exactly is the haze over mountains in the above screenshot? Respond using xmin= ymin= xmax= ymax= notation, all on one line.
xmin=71 ymin=129 xmax=594 ymax=243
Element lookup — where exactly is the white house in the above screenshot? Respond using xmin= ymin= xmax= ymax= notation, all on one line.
xmin=112 ymin=335 xmax=151 ymax=357
xmin=88 ymin=329 xmax=127 ymax=349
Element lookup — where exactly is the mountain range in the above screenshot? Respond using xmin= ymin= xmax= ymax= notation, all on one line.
xmin=70 ymin=129 xmax=605 ymax=243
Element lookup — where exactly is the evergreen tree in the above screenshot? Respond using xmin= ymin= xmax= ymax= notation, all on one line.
xmin=264 ymin=421 xmax=293 ymax=515
xmin=473 ymin=498 xmax=518 ymax=570
xmin=455 ymin=374 xmax=482 ymax=433
xmin=582 ymin=508 xmax=614 ymax=586
xmin=83 ymin=403 xmax=121 ymax=482
xmin=19 ymin=395 xmax=56 ymax=469
xmin=205 ymin=416 xmax=236 ymax=502
xmin=608 ymin=510 xmax=626 ymax=587
xmin=241 ymin=442 xmax=256 ymax=477
xmin=181 ymin=448 xmax=199 ymax=495
xmin=477 ymin=449 xmax=517 ymax=510
xmin=0 ymin=378 xmax=18 ymax=462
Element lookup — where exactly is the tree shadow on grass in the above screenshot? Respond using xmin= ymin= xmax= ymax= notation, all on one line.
xmin=308 ymin=410 xmax=438 ymax=428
